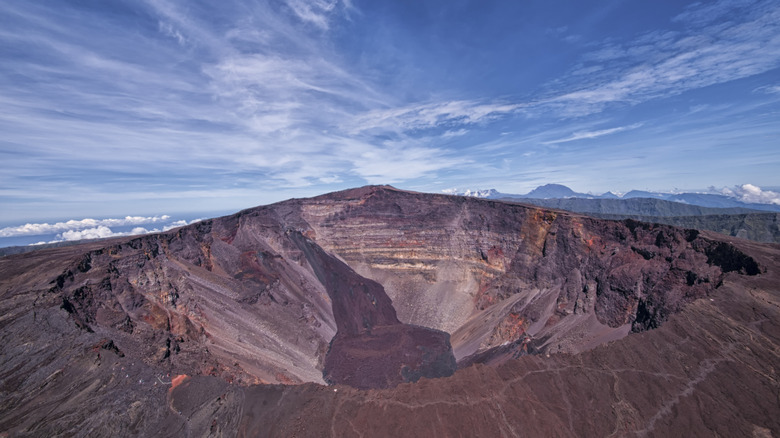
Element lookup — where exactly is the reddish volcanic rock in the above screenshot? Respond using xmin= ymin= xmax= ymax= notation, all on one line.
xmin=289 ymin=230 xmax=456 ymax=389
xmin=288 ymin=230 xmax=400 ymax=335
xmin=288 ymin=186 xmax=761 ymax=363
xmin=0 ymin=185 xmax=776 ymax=436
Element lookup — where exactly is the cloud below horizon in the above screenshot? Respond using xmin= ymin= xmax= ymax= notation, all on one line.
xmin=0 ymin=215 xmax=206 ymax=248
xmin=720 ymin=184 xmax=780 ymax=205
xmin=0 ymin=216 xmax=171 ymax=238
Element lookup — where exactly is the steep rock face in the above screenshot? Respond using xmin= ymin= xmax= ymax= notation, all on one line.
xmin=23 ymin=197 xmax=456 ymax=391
xmin=282 ymin=186 xmax=759 ymax=361
xmin=288 ymin=231 xmax=455 ymax=389
xmin=511 ymin=197 xmax=780 ymax=243
xmin=45 ymin=218 xmax=339 ymax=386
xmin=295 ymin=188 xmax=542 ymax=336
xmin=288 ymin=231 xmax=399 ymax=335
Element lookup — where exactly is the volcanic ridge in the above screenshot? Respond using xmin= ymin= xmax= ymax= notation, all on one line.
xmin=1 ymin=185 xmax=778 ymax=436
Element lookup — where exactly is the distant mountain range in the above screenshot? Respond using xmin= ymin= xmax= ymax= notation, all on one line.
xmin=445 ymin=183 xmax=780 ymax=213
xmin=445 ymin=184 xmax=780 ymax=242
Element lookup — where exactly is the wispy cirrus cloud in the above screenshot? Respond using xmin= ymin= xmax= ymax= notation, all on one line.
xmin=158 ymin=21 xmax=187 ymax=46
xmin=204 ymin=53 xmax=381 ymax=136
xmin=442 ymin=129 xmax=469 ymax=138
xmin=543 ymin=123 xmax=643 ymax=144
xmin=342 ymin=139 xmax=467 ymax=184
xmin=754 ymin=84 xmax=780 ymax=95
xmin=0 ymin=0 xmax=387 ymax=197
xmin=346 ymin=100 xmax=522 ymax=136
xmin=546 ymin=0 xmax=780 ymax=116
xmin=284 ymin=0 xmax=353 ymax=30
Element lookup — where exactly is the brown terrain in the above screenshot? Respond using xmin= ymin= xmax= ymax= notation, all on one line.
xmin=0 ymin=185 xmax=777 ymax=437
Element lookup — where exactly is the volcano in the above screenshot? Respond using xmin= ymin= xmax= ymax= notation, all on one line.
xmin=1 ymin=186 xmax=777 ymax=436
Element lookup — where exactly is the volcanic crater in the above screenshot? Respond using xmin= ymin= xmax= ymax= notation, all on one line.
xmin=1 ymin=185 xmax=777 ymax=436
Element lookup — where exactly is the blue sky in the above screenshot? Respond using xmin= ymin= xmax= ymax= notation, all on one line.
xmin=1 ymin=0 xmax=779 ymax=230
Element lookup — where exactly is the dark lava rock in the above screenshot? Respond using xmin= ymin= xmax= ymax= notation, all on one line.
xmin=324 ymin=324 xmax=456 ymax=389
xmin=289 ymin=230 xmax=456 ymax=389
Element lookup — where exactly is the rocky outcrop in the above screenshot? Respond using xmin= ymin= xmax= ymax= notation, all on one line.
xmin=25 ymin=193 xmax=458 ymax=391
xmin=0 ymin=185 xmax=773 ymax=436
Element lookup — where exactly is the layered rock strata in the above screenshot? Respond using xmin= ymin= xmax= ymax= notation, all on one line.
xmin=289 ymin=231 xmax=455 ymax=389
xmin=0 ymin=185 xmax=773 ymax=437
xmin=292 ymin=186 xmax=759 ymax=362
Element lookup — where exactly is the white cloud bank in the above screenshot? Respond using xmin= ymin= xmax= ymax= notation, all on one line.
xmin=720 ymin=184 xmax=780 ymax=205
xmin=31 ymin=217 xmax=205 ymax=245
xmin=59 ymin=226 xmax=133 ymax=241
xmin=0 ymin=215 xmax=208 ymax=247
xmin=0 ymin=215 xmax=171 ymax=238
xmin=30 ymin=226 xmax=153 ymax=245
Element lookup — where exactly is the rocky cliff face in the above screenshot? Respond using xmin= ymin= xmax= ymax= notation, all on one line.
xmin=290 ymin=187 xmax=758 ymax=362
xmin=288 ymin=230 xmax=455 ymax=389
xmin=44 ymin=216 xmax=338 ymax=386
xmin=0 ymin=185 xmax=775 ymax=436
xmin=38 ymin=195 xmax=457 ymax=390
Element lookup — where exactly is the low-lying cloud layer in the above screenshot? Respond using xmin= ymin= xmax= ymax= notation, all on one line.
xmin=0 ymin=215 xmax=202 ymax=247
xmin=0 ymin=216 xmax=171 ymax=238
xmin=56 ymin=225 xmax=138 ymax=242
xmin=720 ymin=184 xmax=780 ymax=205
